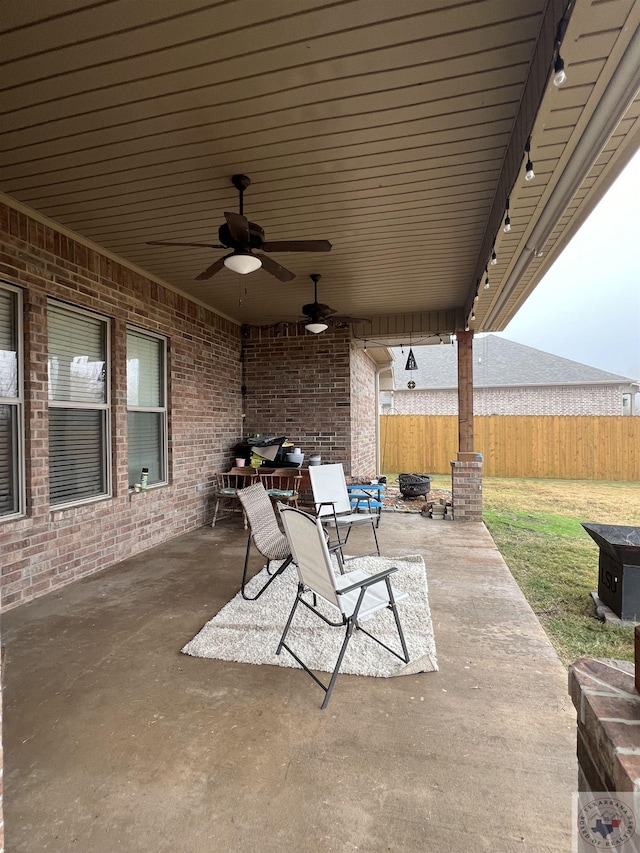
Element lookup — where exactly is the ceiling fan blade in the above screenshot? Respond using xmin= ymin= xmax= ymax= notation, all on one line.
xmin=256 ymin=254 xmax=296 ymax=282
xmin=332 ymin=315 xmax=372 ymax=324
xmin=147 ymin=240 xmax=225 ymax=248
xmin=195 ymin=257 xmax=227 ymax=281
xmin=224 ymin=212 xmax=250 ymax=243
xmin=302 ymin=302 xmax=337 ymax=317
xmin=262 ymin=240 xmax=332 ymax=253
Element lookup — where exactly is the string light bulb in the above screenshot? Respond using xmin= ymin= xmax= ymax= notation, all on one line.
xmin=471 ymin=310 xmax=476 ymax=321
xmin=490 ymin=249 xmax=497 ymax=266
xmin=464 ymin=322 xmax=470 ymax=332
xmin=484 ymin=271 xmax=490 ymax=290
xmin=525 ymin=138 xmax=535 ymax=181
xmin=553 ymin=54 xmax=566 ymax=87
xmin=503 ymin=197 xmax=511 ymax=232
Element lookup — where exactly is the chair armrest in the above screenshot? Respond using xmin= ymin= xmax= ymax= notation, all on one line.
xmin=336 ymin=566 xmax=398 ymax=595
xmin=315 ymin=501 xmax=337 ymax=511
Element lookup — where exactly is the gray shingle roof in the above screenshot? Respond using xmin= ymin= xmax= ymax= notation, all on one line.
xmin=392 ymin=335 xmax=638 ymax=389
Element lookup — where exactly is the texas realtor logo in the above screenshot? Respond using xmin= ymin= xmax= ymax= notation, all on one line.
xmin=576 ymin=795 xmax=637 ymax=849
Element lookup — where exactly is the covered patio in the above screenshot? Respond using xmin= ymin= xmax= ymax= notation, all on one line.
xmin=3 ymin=512 xmax=576 ymax=852
xmin=2 ymin=1 xmax=640 ymax=847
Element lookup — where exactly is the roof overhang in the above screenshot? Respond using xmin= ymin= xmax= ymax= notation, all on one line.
xmin=1 ymin=1 xmax=639 ymax=339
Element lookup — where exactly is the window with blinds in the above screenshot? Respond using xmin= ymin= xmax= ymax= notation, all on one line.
xmin=0 ymin=283 xmax=23 ymax=519
xmin=127 ymin=328 xmax=167 ymax=488
xmin=48 ymin=302 xmax=110 ymax=506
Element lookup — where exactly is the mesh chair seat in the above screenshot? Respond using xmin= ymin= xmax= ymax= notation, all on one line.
xmin=278 ymin=506 xmax=409 ymax=709
xmin=236 ymin=482 xmax=294 ymax=599
xmin=309 ymin=463 xmax=380 ymax=559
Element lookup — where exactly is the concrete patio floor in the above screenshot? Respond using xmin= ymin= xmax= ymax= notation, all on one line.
xmin=2 ymin=512 xmax=578 ymax=852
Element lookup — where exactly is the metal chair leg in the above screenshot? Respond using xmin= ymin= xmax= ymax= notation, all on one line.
xmin=277 ymin=587 xmax=303 ymax=653
xmin=321 ymin=619 xmax=355 ymax=709
xmin=241 ymin=535 xmax=293 ymax=601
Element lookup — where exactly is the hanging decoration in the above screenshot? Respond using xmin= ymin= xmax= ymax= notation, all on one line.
xmin=405 ymin=336 xmax=417 ymax=389
xmin=404 ymin=348 xmax=417 ymax=371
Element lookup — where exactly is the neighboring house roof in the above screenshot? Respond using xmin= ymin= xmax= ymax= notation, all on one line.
xmin=391 ymin=335 xmax=639 ymax=390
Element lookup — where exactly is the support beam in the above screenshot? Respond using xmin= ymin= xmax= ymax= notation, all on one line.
xmin=456 ymin=330 xmax=474 ymax=453
xmin=452 ymin=330 xmax=483 ymax=521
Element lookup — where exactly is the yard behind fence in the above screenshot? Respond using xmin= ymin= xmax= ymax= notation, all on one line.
xmin=380 ymin=415 xmax=640 ymax=481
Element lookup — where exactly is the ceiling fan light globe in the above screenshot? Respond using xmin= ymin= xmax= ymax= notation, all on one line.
xmin=224 ymin=252 xmax=262 ymax=274
xmin=305 ymin=321 xmax=329 ymax=334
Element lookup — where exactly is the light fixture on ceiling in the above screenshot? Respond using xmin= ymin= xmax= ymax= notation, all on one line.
xmin=224 ymin=250 xmax=262 ymax=275
xmin=305 ymin=319 xmax=329 ymax=334
xmin=490 ymin=249 xmax=497 ymax=266
xmin=503 ymin=197 xmax=511 ymax=232
xmin=553 ymin=54 xmax=566 ymax=87
xmin=525 ymin=138 xmax=535 ymax=181
xmin=471 ymin=310 xmax=476 ymax=321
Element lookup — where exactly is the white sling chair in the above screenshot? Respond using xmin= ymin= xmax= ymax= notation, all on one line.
xmin=309 ymin=463 xmax=380 ymax=562
xmin=278 ymin=506 xmax=409 ymax=709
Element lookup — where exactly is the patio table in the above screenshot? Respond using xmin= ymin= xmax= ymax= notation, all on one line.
xmin=347 ymin=483 xmax=385 ymax=527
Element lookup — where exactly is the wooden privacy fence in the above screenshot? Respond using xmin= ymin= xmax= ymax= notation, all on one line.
xmin=380 ymin=415 xmax=640 ymax=481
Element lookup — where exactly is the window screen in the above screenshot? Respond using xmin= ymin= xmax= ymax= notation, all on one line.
xmin=48 ymin=303 xmax=110 ymax=507
xmin=127 ymin=329 xmax=167 ymax=488
xmin=0 ymin=285 xmax=22 ymax=518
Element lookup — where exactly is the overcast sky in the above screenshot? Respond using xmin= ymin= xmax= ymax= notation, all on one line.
xmin=496 ymin=147 xmax=640 ymax=381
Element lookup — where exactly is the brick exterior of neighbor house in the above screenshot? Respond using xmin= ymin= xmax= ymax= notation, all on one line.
xmin=384 ymin=337 xmax=638 ymax=416
xmin=393 ymin=383 xmax=628 ymax=415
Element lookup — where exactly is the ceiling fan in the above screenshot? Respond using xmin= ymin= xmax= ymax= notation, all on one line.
xmin=299 ymin=274 xmax=371 ymax=334
xmin=147 ymin=174 xmax=331 ymax=282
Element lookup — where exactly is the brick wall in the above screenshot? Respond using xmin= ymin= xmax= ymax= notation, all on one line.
xmin=450 ymin=458 xmax=483 ymax=521
xmin=242 ymin=324 xmax=354 ymax=470
xmin=569 ymin=658 xmax=640 ymax=792
xmin=349 ymin=344 xmax=377 ymax=477
xmin=0 ymin=202 xmax=243 ymax=610
xmin=393 ymin=384 xmax=625 ymax=415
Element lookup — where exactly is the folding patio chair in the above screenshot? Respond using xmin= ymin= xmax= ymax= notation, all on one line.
xmin=236 ymin=482 xmax=294 ymax=600
xmin=278 ymin=506 xmax=409 ymax=709
xmin=309 ymin=463 xmax=380 ymax=560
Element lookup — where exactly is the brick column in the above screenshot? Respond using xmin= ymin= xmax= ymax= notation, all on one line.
xmin=450 ymin=457 xmax=483 ymax=521
xmin=569 ymin=657 xmax=640 ymax=792
xmin=451 ymin=330 xmax=482 ymax=520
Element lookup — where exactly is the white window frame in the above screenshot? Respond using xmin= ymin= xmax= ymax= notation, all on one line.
xmin=0 ymin=281 xmax=25 ymax=521
xmin=126 ymin=326 xmax=168 ymax=489
xmin=48 ymin=300 xmax=112 ymax=509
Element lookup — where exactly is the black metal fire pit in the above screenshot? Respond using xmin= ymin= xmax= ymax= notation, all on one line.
xmin=398 ymin=473 xmax=432 ymax=499
xmin=582 ymin=523 xmax=640 ymax=620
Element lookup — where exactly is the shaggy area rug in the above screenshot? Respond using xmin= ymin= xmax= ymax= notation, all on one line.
xmin=182 ymin=554 xmax=438 ymax=678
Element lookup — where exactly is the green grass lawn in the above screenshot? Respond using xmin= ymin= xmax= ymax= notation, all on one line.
xmin=386 ymin=473 xmax=640 ymax=666
xmin=482 ymin=477 xmax=640 ymax=666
